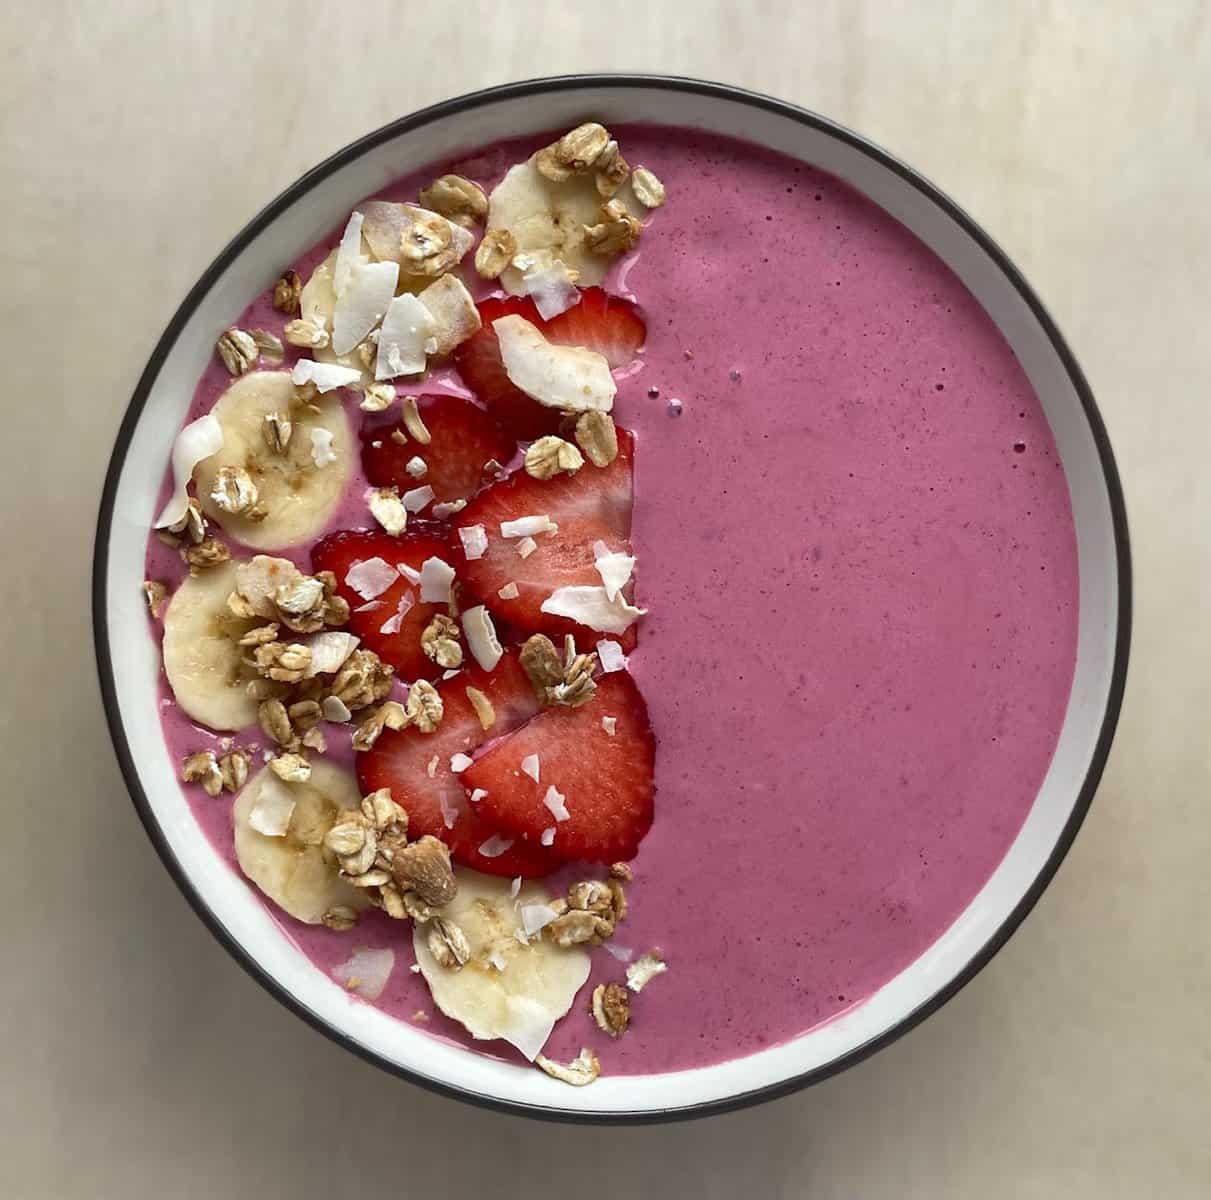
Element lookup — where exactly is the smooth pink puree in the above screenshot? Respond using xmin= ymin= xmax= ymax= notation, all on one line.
xmin=145 ymin=125 xmax=1078 ymax=1075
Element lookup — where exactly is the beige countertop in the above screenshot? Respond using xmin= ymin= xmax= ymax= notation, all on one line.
xmin=2 ymin=2 xmax=1207 ymax=1195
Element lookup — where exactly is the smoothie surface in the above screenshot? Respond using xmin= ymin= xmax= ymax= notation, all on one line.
xmin=147 ymin=124 xmax=1078 ymax=1074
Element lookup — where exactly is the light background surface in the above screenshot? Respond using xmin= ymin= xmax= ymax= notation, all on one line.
xmin=2 ymin=2 xmax=1207 ymax=1196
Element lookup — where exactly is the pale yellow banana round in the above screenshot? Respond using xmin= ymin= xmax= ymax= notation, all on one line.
xmin=194 ymin=370 xmax=352 ymax=550
xmin=161 ymin=560 xmax=259 ymax=731
xmin=414 ymin=871 xmax=590 ymax=1060
xmin=233 ymin=761 xmax=372 ymax=926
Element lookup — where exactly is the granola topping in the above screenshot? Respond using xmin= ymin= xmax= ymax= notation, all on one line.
xmin=630 ymin=165 xmax=666 ymax=209
xmin=574 ymin=410 xmax=619 ymax=467
xmin=216 ymin=328 xmax=258 ymax=376
xmin=273 ymin=269 xmax=303 ymax=314
xmin=142 ymin=580 xmax=168 ymax=619
xmin=524 ymin=435 xmax=585 ymax=480
xmin=474 ymin=227 xmax=517 ymax=279
xmin=591 ymin=982 xmax=631 ymax=1037
xmin=418 ymin=174 xmax=488 ymax=228
xmin=420 ymin=613 xmax=463 ymax=669
xmin=535 ymin=1047 xmax=600 ymax=1087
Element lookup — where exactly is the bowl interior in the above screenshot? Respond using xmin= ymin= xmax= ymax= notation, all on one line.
xmin=96 ymin=78 xmax=1127 ymax=1119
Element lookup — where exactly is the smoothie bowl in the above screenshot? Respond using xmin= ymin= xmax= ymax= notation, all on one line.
xmin=93 ymin=76 xmax=1129 ymax=1120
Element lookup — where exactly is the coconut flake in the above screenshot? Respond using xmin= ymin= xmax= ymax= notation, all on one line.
xmin=431 ymin=499 xmax=467 ymax=520
xmin=543 ymin=786 xmax=570 ymax=822
xmin=541 ymin=586 xmax=645 ymax=634
xmin=439 ymin=792 xmax=460 ymax=829
xmin=462 ymin=605 xmax=502 ymax=671
xmin=487 ymin=949 xmax=509 ymax=972
xmin=331 ymin=259 xmax=399 ymax=355
xmin=469 ymin=788 xmax=488 ymax=804
xmin=332 ymin=946 xmax=395 ymax=1001
xmin=516 ymin=537 xmax=538 ymax=560
xmin=509 ymin=876 xmax=522 ymax=898
xmin=310 ymin=427 xmax=337 ymax=468
xmin=419 ymin=555 xmax=455 ymax=603
xmin=291 ymin=359 xmax=361 ymax=393
xmin=375 ymin=293 xmax=435 ymax=380
xmin=248 ymin=776 xmax=296 ymax=837
xmin=458 ymin=524 xmax=488 ymax=561
xmin=478 ymin=834 xmax=514 ymax=859
xmin=426 ymin=754 xmax=439 ymax=779
xmin=601 ymin=715 xmax=617 ymax=737
xmin=520 ymin=903 xmax=560 ymax=937
xmin=450 ymin=753 xmax=473 ymax=774
xmin=518 ymin=255 xmax=581 ymax=320
xmin=322 ymin=696 xmax=352 ymax=723
xmin=497 ymin=582 xmax=520 ymax=600
xmin=500 ymin=515 xmax=557 ymax=538
xmin=596 ymin=639 xmax=627 ymax=673
xmin=594 ymin=552 xmax=636 ymax=602
xmin=626 ymin=951 xmax=668 ymax=993
xmin=417 ymin=272 xmax=482 ymax=356
xmin=333 ymin=210 xmax=366 ymax=295
xmin=345 ymin=556 xmax=399 ymax=600
xmin=496 ymin=996 xmax=557 ymax=1062
xmin=379 ymin=610 xmax=404 ymax=635
xmin=540 ymin=826 xmax=556 ymax=847
xmin=520 ymin=754 xmax=540 ymax=783
xmin=403 ymin=485 xmax=435 ymax=513
xmin=304 ymin=631 xmax=360 ymax=676
xmin=396 ymin=562 xmax=421 ymax=584
xmin=605 ymin=943 xmax=634 ymax=963
xmin=406 ymin=456 xmax=427 ymax=478
xmin=353 ymin=599 xmax=386 ymax=614
xmin=494 ymin=315 xmax=615 ymax=413
xmin=155 ymin=413 xmax=224 ymax=528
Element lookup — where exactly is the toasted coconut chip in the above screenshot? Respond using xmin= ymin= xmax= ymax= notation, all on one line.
xmin=310 ymin=427 xmax=337 ymax=467
xmin=517 ymin=253 xmax=581 ymax=320
xmin=403 ymin=485 xmax=435 ymax=513
xmin=540 ymin=826 xmax=556 ymax=846
xmin=520 ymin=753 xmax=540 ymax=783
xmin=450 ymin=753 xmax=473 ymax=774
xmin=332 ymin=259 xmax=398 ymax=355
xmin=626 ymin=950 xmax=667 ymax=993
xmin=247 ymin=775 xmax=296 ymax=837
xmin=332 ymin=947 xmax=395 ymax=1000
xmin=540 ymin=585 xmax=644 ymax=634
xmin=520 ymin=903 xmax=560 ymax=937
xmin=601 ymin=715 xmax=617 ymax=736
xmin=375 ymin=293 xmax=434 ymax=380
xmin=155 ymin=413 xmax=223 ymax=528
xmin=417 ymin=273 xmax=482 ymax=356
xmin=469 ymin=788 xmax=489 ymax=804
xmin=477 ymin=834 xmax=514 ymax=859
xmin=345 ymin=556 xmax=399 ymax=600
xmin=494 ymin=315 xmax=615 ymax=413
xmin=461 ymin=605 xmax=502 ymax=671
xmin=292 ymin=359 xmax=361 ymax=393
xmin=542 ymin=785 xmax=570 ymax=822
xmin=333 ymin=210 xmax=367 ymax=294
xmin=596 ymin=639 xmax=627 ymax=673
xmin=304 ymin=631 xmax=360 ymax=677
xmin=419 ymin=556 xmax=455 ymax=603
xmin=500 ymin=515 xmax=556 ymax=538
xmin=593 ymin=551 xmax=636 ymax=602
xmin=458 ymin=524 xmax=488 ymax=560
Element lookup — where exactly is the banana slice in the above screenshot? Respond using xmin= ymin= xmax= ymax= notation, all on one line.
xmin=161 ymin=560 xmax=259 ymax=731
xmin=413 ymin=871 xmax=591 ymax=1061
xmin=488 ymin=159 xmax=608 ymax=295
xmin=194 ymin=370 xmax=352 ymax=550
xmin=233 ymin=761 xmax=372 ymax=925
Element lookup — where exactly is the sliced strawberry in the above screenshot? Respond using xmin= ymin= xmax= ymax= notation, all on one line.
xmin=361 ymin=394 xmax=516 ymax=504
xmin=451 ymin=428 xmax=637 ymax=646
xmin=464 ymin=672 xmax=655 ymax=863
xmin=454 ymin=288 xmax=646 ymax=439
xmin=356 ymin=650 xmax=560 ymax=876
xmin=453 ymin=295 xmax=558 ymax=439
xmin=545 ymin=286 xmax=647 ymax=368
xmin=311 ymin=528 xmax=448 ymax=682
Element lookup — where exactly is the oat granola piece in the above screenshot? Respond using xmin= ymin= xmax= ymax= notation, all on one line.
xmin=167 ymin=498 xmax=207 ymax=546
xmin=404 ymin=679 xmax=443 ymax=732
xmin=524 ymin=436 xmax=585 ymax=480
xmin=426 ymin=916 xmax=471 ymax=969
xmin=594 ymin=139 xmax=630 ymax=198
xmin=268 ymin=751 xmax=311 ymax=783
xmin=273 ymin=269 xmax=303 ymax=314
xmin=217 ymin=749 xmax=250 ymax=793
xmin=181 ymin=750 xmax=223 ymax=797
xmin=584 ymin=199 xmax=641 ymax=256
xmin=420 ymin=614 xmax=463 ymax=669
xmin=574 ymin=410 xmax=619 ymax=467
xmin=367 ymin=486 xmax=408 ymax=537
xmin=258 ymin=698 xmax=297 ymax=748
xmin=287 ymin=699 xmax=322 ymax=731
xmin=465 ymin=685 xmax=496 ymax=731
xmin=535 ymin=1047 xmax=600 ymax=1087
xmin=209 ymin=466 xmax=260 ymax=516
xmin=329 ymin=648 xmax=394 ymax=712
xmin=283 ymin=317 xmax=330 ymax=350
xmin=630 ymin=165 xmax=666 ymax=209
xmin=401 ymin=395 xmax=432 ymax=445
xmin=545 ymin=122 xmax=611 ymax=177
xmin=182 ymin=537 xmax=231 ymax=573
xmin=591 ymin=982 xmax=631 ymax=1037
xmin=519 ymin=633 xmax=565 ymax=693
xmin=400 ymin=208 xmax=458 ymax=276
xmin=216 ymin=327 xmax=259 ymax=376
xmin=609 ymin=862 xmax=634 ymax=882
xmin=418 ymin=174 xmax=488 ymax=228
xmin=474 ymin=227 xmax=517 ymax=279
xmin=142 ymin=580 xmax=168 ymax=619
xmin=250 ymin=329 xmax=284 ymax=363
xmin=391 ymin=835 xmax=457 ymax=908
xmin=251 ymin=640 xmax=312 ymax=683
xmin=322 ymin=905 xmax=359 ymax=932
xmin=262 ymin=410 xmax=292 ymax=455
xmin=351 ymin=699 xmax=410 ymax=752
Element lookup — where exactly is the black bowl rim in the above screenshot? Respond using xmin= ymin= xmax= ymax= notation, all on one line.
xmin=92 ymin=72 xmax=1132 ymax=1124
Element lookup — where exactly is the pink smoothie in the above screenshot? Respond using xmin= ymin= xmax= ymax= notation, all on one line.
xmin=145 ymin=125 xmax=1078 ymax=1075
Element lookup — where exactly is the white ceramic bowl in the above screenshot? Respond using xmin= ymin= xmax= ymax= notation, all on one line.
xmin=93 ymin=76 xmax=1130 ymax=1121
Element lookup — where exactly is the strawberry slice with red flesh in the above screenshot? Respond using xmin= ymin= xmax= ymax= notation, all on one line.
xmin=464 ymin=672 xmax=655 ymax=863
xmin=453 ymin=288 xmax=646 ymax=440
xmin=311 ymin=528 xmax=449 ymax=683
xmin=361 ymin=393 xmax=516 ymax=503
xmin=356 ymin=650 xmax=560 ymax=877
xmin=452 ymin=428 xmax=638 ymax=649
